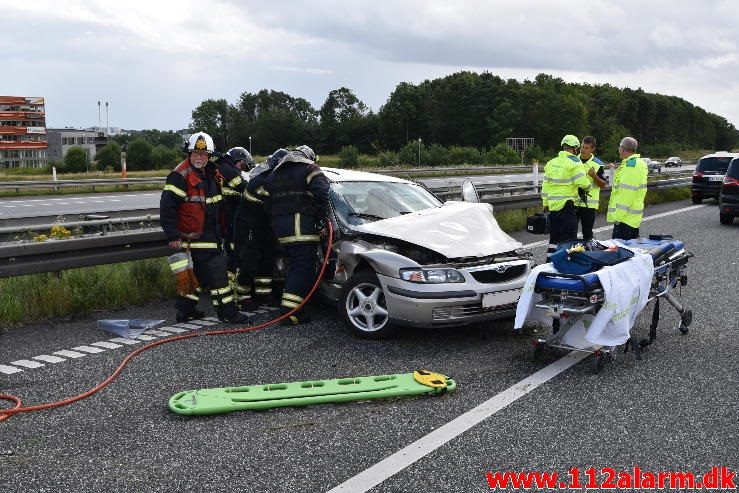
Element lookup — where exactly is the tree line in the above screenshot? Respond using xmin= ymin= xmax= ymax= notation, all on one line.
xmin=191 ymin=71 xmax=739 ymax=163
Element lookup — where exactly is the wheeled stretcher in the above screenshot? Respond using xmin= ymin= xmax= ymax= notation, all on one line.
xmin=527 ymin=237 xmax=693 ymax=372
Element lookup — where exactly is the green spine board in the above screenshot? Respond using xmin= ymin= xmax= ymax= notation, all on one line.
xmin=169 ymin=372 xmax=456 ymax=416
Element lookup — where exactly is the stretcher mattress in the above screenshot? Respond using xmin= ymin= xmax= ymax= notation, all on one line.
xmin=535 ymin=239 xmax=684 ymax=292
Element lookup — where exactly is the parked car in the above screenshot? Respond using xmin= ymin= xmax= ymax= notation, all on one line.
xmin=643 ymin=158 xmax=662 ymax=173
xmin=317 ymin=168 xmax=532 ymax=338
xmin=692 ymin=152 xmax=739 ymax=204
xmin=665 ymin=156 xmax=682 ymax=167
xmin=719 ymin=157 xmax=739 ymax=224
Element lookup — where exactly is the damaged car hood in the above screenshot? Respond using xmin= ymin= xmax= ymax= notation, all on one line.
xmin=351 ymin=202 xmax=521 ymax=258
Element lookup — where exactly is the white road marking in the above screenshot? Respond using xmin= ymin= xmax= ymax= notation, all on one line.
xmin=53 ymin=350 xmax=87 ymax=359
xmin=328 ymin=351 xmax=590 ymax=493
xmin=143 ymin=330 xmax=174 ymax=337
xmin=157 ymin=326 xmax=189 ymax=334
xmin=108 ymin=337 xmax=141 ymax=345
xmin=203 ymin=317 xmax=221 ymax=322
xmin=134 ymin=335 xmax=158 ymax=341
xmin=10 ymin=360 xmax=44 ymax=369
xmin=0 ymin=365 xmax=23 ymax=375
xmin=186 ymin=320 xmax=216 ymax=326
xmin=32 ymin=355 xmax=66 ymax=364
xmin=521 ymin=204 xmax=706 ymax=250
xmin=90 ymin=341 xmax=123 ymax=349
xmin=72 ymin=345 xmax=107 ymax=354
xmin=174 ymin=323 xmax=201 ymax=329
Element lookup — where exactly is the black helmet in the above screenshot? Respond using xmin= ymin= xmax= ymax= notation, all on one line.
xmin=226 ymin=146 xmax=255 ymax=169
xmin=267 ymin=148 xmax=289 ymax=168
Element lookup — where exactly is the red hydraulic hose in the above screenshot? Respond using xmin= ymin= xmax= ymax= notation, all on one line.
xmin=0 ymin=224 xmax=334 ymax=422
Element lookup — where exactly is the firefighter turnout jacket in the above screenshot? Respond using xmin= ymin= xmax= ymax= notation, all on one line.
xmin=160 ymin=158 xmax=225 ymax=250
xmin=245 ymin=157 xmax=330 ymax=245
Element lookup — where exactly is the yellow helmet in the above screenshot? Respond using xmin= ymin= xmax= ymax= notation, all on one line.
xmin=560 ymin=135 xmax=580 ymax=148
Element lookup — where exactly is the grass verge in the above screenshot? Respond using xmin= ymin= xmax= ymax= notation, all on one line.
xmin=0 ymin=258 xmax=175 ymax=327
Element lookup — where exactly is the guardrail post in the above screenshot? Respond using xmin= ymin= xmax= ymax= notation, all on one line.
xmin=532 ymin=163 xmax=539 ymax=192
xmin=52 ymin=166 xmax=58 ymax=192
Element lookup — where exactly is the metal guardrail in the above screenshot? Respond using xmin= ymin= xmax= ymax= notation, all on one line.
xmin=0 ymin=162 xmax=697 ymax=192
xmin=0 ymin=177 xmax=691 ymax=278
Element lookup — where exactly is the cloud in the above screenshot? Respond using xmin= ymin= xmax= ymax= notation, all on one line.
xmin=2 ymin=0 xmax=739 ymax=129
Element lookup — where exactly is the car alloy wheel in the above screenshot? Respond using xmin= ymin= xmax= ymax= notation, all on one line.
xmin=340 ymin=270 xmax=397 ymax=338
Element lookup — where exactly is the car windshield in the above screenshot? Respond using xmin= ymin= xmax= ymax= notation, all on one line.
xmin=668 ymin=157 xmax=679 ymax=160
xmin=698 ymin=157 xmax=733 ymax=173
xmin=330 ymin=181 xmax=443 ymax=226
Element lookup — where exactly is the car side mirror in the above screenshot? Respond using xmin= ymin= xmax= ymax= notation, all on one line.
xmin=461 ymin=178 xmax=480 ymax=203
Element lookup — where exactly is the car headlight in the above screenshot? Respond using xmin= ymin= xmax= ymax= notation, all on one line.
xmin=399 ymin=268 xmax=465 ymax=283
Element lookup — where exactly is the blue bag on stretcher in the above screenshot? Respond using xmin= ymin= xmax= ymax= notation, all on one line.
xmin=550 ymin=240 xmax=634 ymax=274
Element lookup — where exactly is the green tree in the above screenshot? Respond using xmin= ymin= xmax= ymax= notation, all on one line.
xmin=63 ymin=146 xmax=88 ymax=173
xmin=127 ymin=138 xmax=153 ymax=170
xmin=338 ymin=145 xmax=360 ymax=168
xmin=319 ymin=87 xmax=374 ymax=153
xmin=191 ymin=98 xmax=231 ymax=150
xmin=151 ymin=144 xmax=181 ymax=169
xmin=94 ymin=141 xmax=122 ymax=170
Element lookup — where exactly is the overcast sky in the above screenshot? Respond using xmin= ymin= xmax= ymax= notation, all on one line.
xmin=3 ymin=0 xmax=739 ymax=132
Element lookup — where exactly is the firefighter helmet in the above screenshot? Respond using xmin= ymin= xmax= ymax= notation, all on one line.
xmin=227 ymin=147 xmax=255 ymax=169
xmin=186 ymin=132 xmax=215 ymax=154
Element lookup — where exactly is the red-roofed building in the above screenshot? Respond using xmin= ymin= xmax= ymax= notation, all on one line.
xmin=0 ymin=96 xmax=48 ymax=169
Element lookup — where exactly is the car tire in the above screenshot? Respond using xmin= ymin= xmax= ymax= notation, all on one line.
xmin=692 ymin=195 xmax=703 ymax=204
xmin=719 ymin=213 xmax=734 ymax=225
xmin=339 ymin=270 xmax=397 ymax=339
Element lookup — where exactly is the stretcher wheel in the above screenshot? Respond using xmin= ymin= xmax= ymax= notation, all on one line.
xmin=530 ymin=339 xmax=546 ymax=361
xmin=592 ymin=352 xmax=608 ymax=374
xmin=679 ymin=310 xmax=692 ymax=334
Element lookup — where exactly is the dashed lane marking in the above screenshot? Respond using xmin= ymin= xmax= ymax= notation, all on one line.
xmin=32 ymin=355 xmax=66 ymax=364
xmin=157 ymin=327 xmax=189 ymax=334
xmin=53 ymin=350 xmax=86 ymax=359
xmin=10 ymin=360 xmax=45 ymax=369
xmin=108 ymin=338 xmax=141 ymax=345
xmin=90 ymin=341 xmax=123 ymax=349
xmin=134 ymin=335 xmax=158 ymax=341
xmin=72 ymin=346 xmax=107 ymax=354
xmin=0 ymin=365 xmax=23 ymax=375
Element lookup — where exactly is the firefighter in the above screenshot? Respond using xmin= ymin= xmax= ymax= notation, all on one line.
xmin=542 ymin=134 xmax=594 ymax=260
xmin=230 ymin=149 xmax=288 ymax=310
xmin=220 ymin=147 xmax=254 ymax=278
xmin=245 ymin=145 xmax=329 ymax=325
xmin=607 ymin=137 xmax=648 ymax=240
xmin=575 ymin=135 xmax=607 ymax=241
xmin=159 ymin=131 xmax=249 ymax=324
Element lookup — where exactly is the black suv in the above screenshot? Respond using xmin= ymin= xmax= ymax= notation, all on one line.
xmin=692 ymin=152 xmax=739 ymax=204
xmin=719 ymin=157 xmax=739 ymax=225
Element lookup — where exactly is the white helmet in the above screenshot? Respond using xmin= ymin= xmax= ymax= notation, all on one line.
xmin=186 ymin=131 xmax=215 ymax=154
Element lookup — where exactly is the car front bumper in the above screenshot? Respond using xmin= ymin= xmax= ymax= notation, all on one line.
xmin=377 ymin=261 xmax=530 ymax=328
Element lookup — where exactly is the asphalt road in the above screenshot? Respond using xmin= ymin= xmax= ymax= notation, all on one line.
xmin=0 ymin=165 xmax=694 ymax=221
xmin=1 ymin=198 xmax=736 ymax=492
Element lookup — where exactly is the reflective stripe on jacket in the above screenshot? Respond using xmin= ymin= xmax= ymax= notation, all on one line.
xmin=607 ymin=154 xmax=648 ymax=228
xmin=575 ymin=154 xmax=604 ymax=209
xmin=542 ymin=151 xmax=591 ymax=211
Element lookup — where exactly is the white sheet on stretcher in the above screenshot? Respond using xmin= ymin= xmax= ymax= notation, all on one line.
xmin=514 ymin=241 xmax=655 ymax=348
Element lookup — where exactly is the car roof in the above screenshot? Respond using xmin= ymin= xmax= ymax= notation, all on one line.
xmin=700 ymin=151 xmax=739 ymax=159
xmin=321 ymin=167 xmax=414 ymax=184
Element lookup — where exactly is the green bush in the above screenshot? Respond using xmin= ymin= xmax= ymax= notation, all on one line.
xmin=338 ymin=145 xmax=360 ymax=168
xmin=63 ymin=146 xmax=89 ymax=173
xmin=447 ymin=146 xmax=483 ymax=165
xmin=151 ymin=145 xmax=181 ymax=169
xmin=485 ymin=143 xmax=522 ymax=165
xmin=95 ymin=141 xmax=122 ymax=170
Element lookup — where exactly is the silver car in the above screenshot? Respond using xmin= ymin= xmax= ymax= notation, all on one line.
xmin=317 ymin=168 xmax=532 ymax=338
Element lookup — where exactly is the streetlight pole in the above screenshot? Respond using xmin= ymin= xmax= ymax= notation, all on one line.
xmin=249 ymin=136 xmax=252 ymax=155
xmin=82 ymin=132 xmax=88 ymax=173
xmin=417 ymin=138 xmax=421 ymax=167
